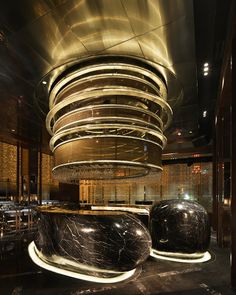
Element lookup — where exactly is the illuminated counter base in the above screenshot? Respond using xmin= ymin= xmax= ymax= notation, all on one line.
xmin=31 ymin=208 xmax=151 ymax=281
xmin=149 ymin=200 xmax=211 ymax=260
xmin=28 ymin=241 xmax=137 ymax=283
xmin=150 ymin=249 xmax=211 ymax=263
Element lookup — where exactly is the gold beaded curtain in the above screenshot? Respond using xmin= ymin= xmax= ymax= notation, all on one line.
xmin=0 ymin=141 xmax=213 ymax=210
xmin=41 ymin=153 xmax=59 ymax=199
xmin=0 ymin=142 xmax=17 ymax=182
xmin=0 ymin=142 xmax=59 ymax=199
xmin=0 ymin=142 xmax=17 ymax=198
xmin=161 ymin=163 xmax=212 ymax=211
xmin=80 ymin=162 xmax=213 ymax=211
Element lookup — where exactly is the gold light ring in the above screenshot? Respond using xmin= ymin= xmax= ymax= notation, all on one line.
xmin=49 ymin=123 xmax=167 ymax=151
xmin=54 ymin=72 xmax=162 ymax=105
xmin=46 ymin=88 xmax=172 ymax=135
xmin=52 ymin=160 xmax=163 ymax=174
xmin=53 ymin=116 xmax=163 ymax=135
xmin=52 ymin=104 xmax=164 ymax=133
xmin=51 ymin=134 xmax=164 ymax=153
xmin=49 ymin=63 xmax=167 ymax=108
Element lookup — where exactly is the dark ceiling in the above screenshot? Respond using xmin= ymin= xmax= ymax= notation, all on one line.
xmin=0 ymin=0 xmax=233 ymax=156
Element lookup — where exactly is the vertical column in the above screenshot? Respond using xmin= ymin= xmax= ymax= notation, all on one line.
xmin=212 ymin=124 xmax=218 ymax=231
xmin=38 ymin=146 xmax=42 ymax=205
xmin=231 ymin=37 xmax=236 ymax=289
xmin=16 ymin=143 xmax=21 ymax=203
xmin=29 ymin=147 xmax=38 ymax=201
xmin=21 ymin=146 xmax=41 ymax=204
xmin=21 ymin=148 xmax=29 ymax=203
xmin=217 ymin=113 xmax=224 ymax=247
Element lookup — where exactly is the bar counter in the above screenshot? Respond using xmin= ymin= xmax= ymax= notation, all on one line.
xmin=29 ymin=206 xmax=152 ymax=282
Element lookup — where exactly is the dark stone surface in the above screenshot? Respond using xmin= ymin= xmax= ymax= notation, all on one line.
xmin=0 ymin=235 xmax=234 ymax=295
xmin=35 ymin=210 xmax=152 ymax=272
xmin=149 ymin=199 xmax=211 ymax=255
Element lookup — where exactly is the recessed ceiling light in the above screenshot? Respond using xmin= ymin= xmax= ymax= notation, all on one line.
xmin=177 ymin=132 xmax=181 ymax=136
xmin=42 ymin=81 xmax=47 ymax=85
xmin=203 ymin=67 xmax=209 ymax=72
xmin=203 ymin=72 xmax=208 ymax=76
xmin=203 ymin=110 xmax=207 ymax=117
xmin=189 ymin=130 xmax=193 ymax=134
xmin=11 ymin=129 xmax=15 ymax=132
xmin=204 ymin=62 xmax=209 ymax=67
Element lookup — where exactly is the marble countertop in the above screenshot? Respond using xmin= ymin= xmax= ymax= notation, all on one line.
xmin=91 ymin=205 xmax=150 ymax=215
xmin=37 ymin=206 xmax=130 ymax=216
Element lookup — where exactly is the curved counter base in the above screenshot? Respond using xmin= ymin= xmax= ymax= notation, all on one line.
xmin=31 ymin=207 xmax=152 ymax=282
xmin=149 ymin=200 xmax=211 ymax=257
xmin=150 ymin=248 xmax=211 ymax=264
xmin=28 ymin=241 xmax=138 ymax=283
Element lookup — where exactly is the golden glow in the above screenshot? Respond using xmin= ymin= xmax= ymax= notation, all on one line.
xmin=50 ymin=123 xmax=166 ymax=152
xmin=48 ymin=63 xmax=168 ymax=109
xmin=28 ymin=242 xmax=136 ymax=283
xmin=46 ymin=56 xmax=173 ymax=180
xmin=150 ymin=249 xmax=211 ymax=263
xmin=91 ymin=206 xmax=149 ymax=214
xmin=47 ymin=87 xmax=172 ymax=135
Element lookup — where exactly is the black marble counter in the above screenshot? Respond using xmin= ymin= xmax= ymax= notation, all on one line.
xmin=91 ymin=205 xmax=150 ymax=227
xmin=34 ymin=207 xmax=151 ymax=274
xmin=149 ymin=199 xmax=211 ymax=257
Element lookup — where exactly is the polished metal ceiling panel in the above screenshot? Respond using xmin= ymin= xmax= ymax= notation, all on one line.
xmin=102 ymin=37 xmax=143 ymax=56
xmin=3 ymin=0 xmax=195 ymax=79
xmin=121 ymin=0 xmax=191 ymax=36
xmin=0 ymin=0 xmax=199 ymax=151
xmin=19 ymin=12 xmax=88 ymax=67
xmin=56 ymin=0 xmax=135 ymax=53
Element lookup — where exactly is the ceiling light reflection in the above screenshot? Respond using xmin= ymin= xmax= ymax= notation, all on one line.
xmin=81 ymin=228 xmax=95 ymax=233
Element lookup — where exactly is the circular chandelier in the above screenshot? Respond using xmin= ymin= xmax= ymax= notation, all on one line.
xmin=45 ymin=56 xmax=173 ymax=181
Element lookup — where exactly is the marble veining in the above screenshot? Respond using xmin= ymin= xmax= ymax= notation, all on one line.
xmin=35 ymin=210 xmax=152 ymax=272
xmin=149 ymin=199 xmax=211 ymax=256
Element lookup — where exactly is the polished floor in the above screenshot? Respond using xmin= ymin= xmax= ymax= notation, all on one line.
xmin=0 ymin=234 xmax=234 ymax=295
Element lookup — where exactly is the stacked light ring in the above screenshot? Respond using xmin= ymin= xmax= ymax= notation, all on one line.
xmin=46 ymin=56 xmax=173 ymax=181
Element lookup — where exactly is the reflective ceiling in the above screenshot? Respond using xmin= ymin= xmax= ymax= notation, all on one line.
xmin=0 ymin=0 xmax=232 ymax=155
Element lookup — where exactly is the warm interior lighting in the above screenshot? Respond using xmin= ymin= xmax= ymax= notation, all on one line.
xmin=28 ymin=241 xmax=137 ymax=283
xmin=224 ymin=199 xmax=231 ymax=206
xmin=189 ymin=130 xmax=193 ymax=134
xmin=150 ymin=249 xmax=211 ymax=263
xmin=192 ymin=164 xmax=201 ymax=174
xmin=46 ymin=56 xmax=174 ymax=181
xmin=91 ymin=206 xmax=149 ymax=214
xmin=42 ymin=81 xmax=47 ymax=85
xmin=203 ymin=110 xmax=207 ymax=117
xmin=203 ymin=62 xmax=209 ymax=76
xmin=184 ymin=193 xmax=190 ymax=200
xmin=177 ymin=132 xmax=181 ymax=136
